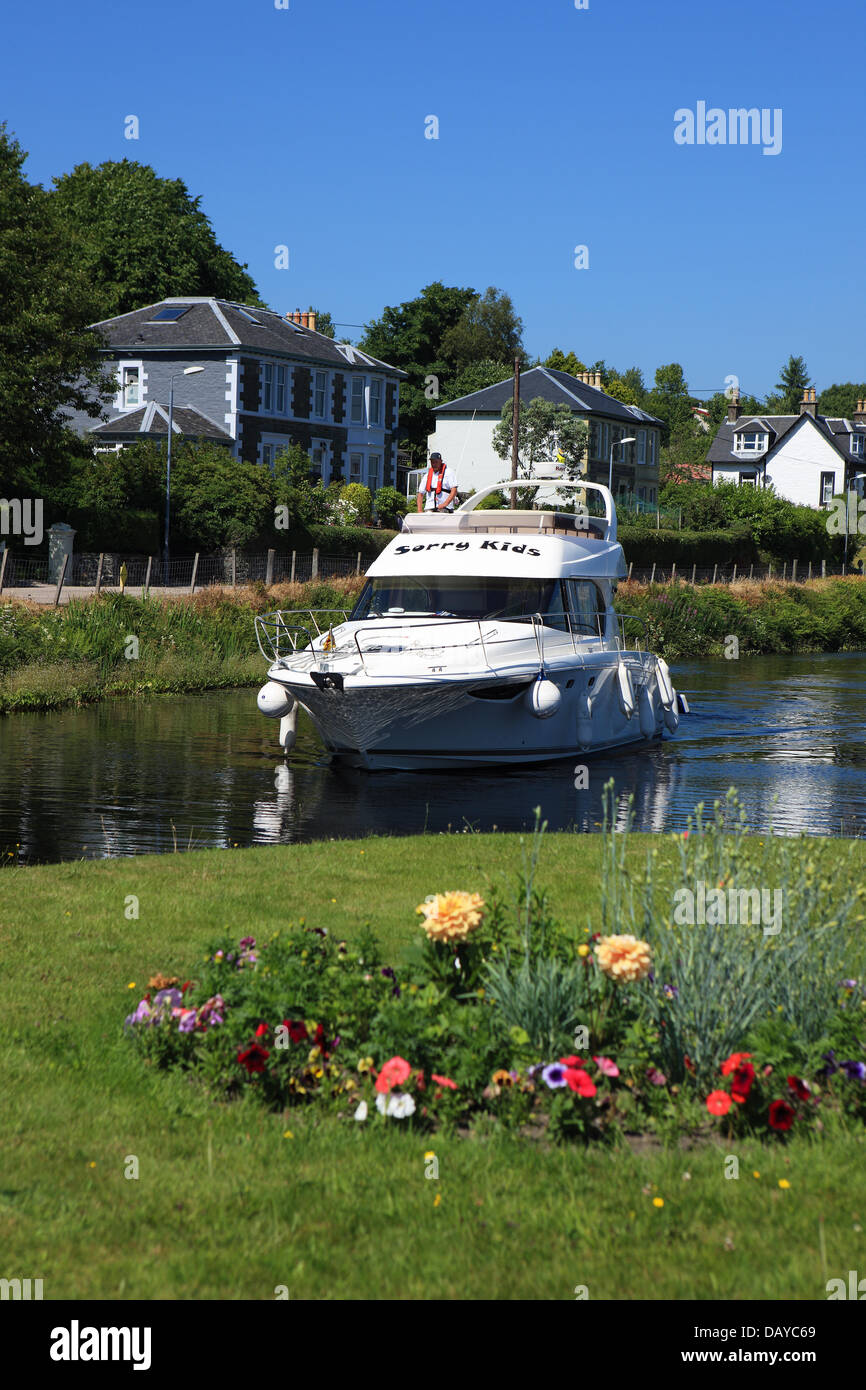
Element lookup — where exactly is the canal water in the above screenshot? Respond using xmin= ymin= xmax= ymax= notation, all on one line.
xmin=2 ymin=652 xmax=866 ymax=863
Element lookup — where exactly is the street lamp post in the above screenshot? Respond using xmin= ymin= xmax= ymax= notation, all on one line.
xmin=843 ymin=471 xmax=866 ymax=575
xmin=164 ymin=366 xmax=205 ymax=580
xmin=608 ymin=435 xmax=637 ymax=496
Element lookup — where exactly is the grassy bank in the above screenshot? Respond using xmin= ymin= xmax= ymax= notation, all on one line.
xmin=0 ymin=581 xmax=362 ymax=714
xmin=2 ymin=574 xmax=866 ymax=715
xmin=2 ymin=832 xmax=865 ymax=1300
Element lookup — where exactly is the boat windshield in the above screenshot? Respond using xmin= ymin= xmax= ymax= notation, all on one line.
xmin=350 ymin=575 xmax=568 ymax=627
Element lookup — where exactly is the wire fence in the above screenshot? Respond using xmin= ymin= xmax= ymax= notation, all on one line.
xmin=624 ymin=559 xmax=854 ymax=585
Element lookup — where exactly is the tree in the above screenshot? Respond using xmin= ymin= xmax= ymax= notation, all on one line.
xmin=768 ymin=355 xmax=811 ymax=414
xmin=170 ymin=442 xmax=273 ymax=550
xmin=445 ymin=358 xmax=511 ymax=402
xmin=492 ymin=397 xmax=588 ymax=504
xmin=0 ymin=125 xmax=111 ymax=499
xmin=439 ymin=287 xmax=524 ymax=370
xmin=817 ymin=382 xmax=866 ymax=418
xmin=359 ymin=282 xmax=477 ymax=461
xmin=272 ymin=443 xmax=329 ymax=529
xmin=49 ymin=159 xmax=262 ymax=319
xmin=310 ymin=308 xmax=335 ymax=339
xmin=646 ymin=363 xmax=694 ymax=444
xmin=544 ymin=348 xmax=587 ymax=377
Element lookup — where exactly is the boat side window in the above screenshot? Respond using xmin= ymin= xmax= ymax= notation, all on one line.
xmin=566 ymin=579 xmax=604 ymax=637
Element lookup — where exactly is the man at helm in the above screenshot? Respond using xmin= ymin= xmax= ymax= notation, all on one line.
xmin=417 ymin=451 xmax=458 ymax=514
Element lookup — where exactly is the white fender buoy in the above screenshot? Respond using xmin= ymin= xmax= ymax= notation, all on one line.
xmin=577 ymin=691 xmax=593 ymax=746
xmin=663 ymin=702 xmax=679 ymax=733
xmin=638 ymin=683 xmax=656 ymax=739
xmin=279 ymin=701 xmax=298 ymax=751
xmin=527 ymin=675 xmax=561 ymax=719
xmin=617 ymin=663 xmax=636 ymax=719
xmin=257 ymin=681 xmax=294 ymax=719
xmin=656 ymin=657 xmax=675 ymax=710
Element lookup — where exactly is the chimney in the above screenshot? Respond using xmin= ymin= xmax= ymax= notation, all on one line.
xmin=308 ymin=309 xmax=317 ymax=333
xmin=727 ymin=389 xmax=741 ymax=424
xmin=594 ymin=370 xmax=603 ymax=390
xmin=853 ymin=398 xmax=866 ymax=426
xmin=300 ymin=311 xmax=310 ymax=329
xmin=800 ymin=387 xmax=817 ymax=417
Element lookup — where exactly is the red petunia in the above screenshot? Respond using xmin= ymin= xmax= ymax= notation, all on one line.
xmin=255 ymin=1022 xmax=269 ymax=1038
xmin=684 ymin=1055 xmax=696 ymax=1074
xmin=181 ymin=980 xmax=192 ymax=995
xmin=237 ymin=1043 xmax=270 ymax=1074
xmin=375 ymin=1056 xmax=412 ymax=1093
xmin=431 ymin=1073 xmax=458 ymax=1090
xmin=559 ymin=1055 xmax=586 ymax=1068
xmin=721 ymin=1051 xmax=752 ymax=1077
xmin=730 ymin=1061 xmax=755 ymax=1104
xmin=563 ymin=1067 xmax=596 ymax=1098
xmin=768 ymin=1099 xmax=795 ymax=1131
xmin=706 ymin=1090 xmax=732 ymax=1116
xmin=282 ymin=1019 xmax=308 ymax=1043
xmin=787 ymin=1075 xmax=810 ymax=1100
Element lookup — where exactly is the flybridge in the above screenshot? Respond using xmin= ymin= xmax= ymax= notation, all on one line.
xmin=400 ymin=476 xmax=617 ymax=544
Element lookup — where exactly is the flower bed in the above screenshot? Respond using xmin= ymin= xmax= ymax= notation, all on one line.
xmin=123 ymin=795 xmax=866 ymax=1144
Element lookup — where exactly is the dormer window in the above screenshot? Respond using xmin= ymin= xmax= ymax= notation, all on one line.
xmin=734 ymin=431 xmax=768 ymax=453
xmin=852 ymin=433 xmax=864 ymax=457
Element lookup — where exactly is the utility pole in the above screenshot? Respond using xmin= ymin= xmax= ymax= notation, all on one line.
xmin=510 ymin=356 xmax=521 ymax=509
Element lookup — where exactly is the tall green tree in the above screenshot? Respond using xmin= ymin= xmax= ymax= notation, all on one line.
xmin=359 ymin=281 xmax=477 ymax=461
xmin=49 ymin=159 xmax=262 ymax=319
xmin=646 ymin=363 xmax=694 ymax=444
xmin=492 ymin=397 xmax=588 ymax=493
xmin=544 ymin=348 xmax=587 ymax=377
xmin=0 ymin=125 xmax=110 ymax=498
xmin=767 ymin=354 xmax=811 ymax=414
xmin=439 ymin=287 xmax=524 ymax=370
xmin=445 ymin=358 xmax=511 ymax=402
xmin=817 ymin=382 xmax=866 ymax=418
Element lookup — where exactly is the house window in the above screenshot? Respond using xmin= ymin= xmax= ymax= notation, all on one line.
xmin=121 ymin=366 xmax=140 ymax=408
xmin=647 ymin=432 xmax=657 ymax=466
xmin=314 ymin=371 xmax=327 ymax=419
xmin=636 ymin=430 xmax=646 ymax=465
xmin=262 ymin=443 xmax=276 ymax=470
xmin=638 ymin=486 xmax=646 ymax=502
xmin=820 ymin=471 xmax=836 ymax=506
xmin=275 ymin=366 xmax=287 ymax=415
xmin=649 ymin=488 xmax=656 ymax=505
xmin=367 ymin=454 xmax=381 ymax=491
xmin=311 ymin=447 xmax=323 ymax=479
xmin=350 ymin=377 xmax=365 ymax=424
xmin=589 ymin=423 xmax=601 ymax=458
xmin=349 ymin=452 xmax=363 ymax=483
xmin=262 ymin=363 xmax=274 ymax=413
xmin=734 ymin=431 xmax=767 ymax=453
xmin=369 ymin=378 xmax=382 ymax=426
xmin=601 ymin=422 xmax=610 ymax=458
xmin=739 ymin=472 xmax=758 ymax=486
xmin=852 ymin=434 xmax=864 ymax=457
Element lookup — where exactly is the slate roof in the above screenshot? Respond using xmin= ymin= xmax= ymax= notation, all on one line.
xmin=708 ymin=411 xmax=865 ymax=466
xmin=90 ymin=402 xmax=233 ymax=442
xmin=433 ymin=365 xmax=662 ymax=426
xmin=89 ymin=298 xmax=407 ymax=377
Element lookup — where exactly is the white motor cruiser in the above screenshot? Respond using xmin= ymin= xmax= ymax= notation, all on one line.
xmin=255 ymin=479 xmax=688 ymax=771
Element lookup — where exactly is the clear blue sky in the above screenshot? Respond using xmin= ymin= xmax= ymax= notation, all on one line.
xmin=5 ymin=0 xmax=864 ymax=399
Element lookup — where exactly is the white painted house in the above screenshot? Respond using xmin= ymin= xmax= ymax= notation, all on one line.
xmin=426 ymin=366 xmax=662 ymax=500
xmin=708 ymin=390 xmax=866 ymax=507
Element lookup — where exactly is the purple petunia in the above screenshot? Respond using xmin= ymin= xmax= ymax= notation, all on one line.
xmin=542 ymin=1064 xmax=567 ymax=1089
xmin=840 ymin=1060 xmax=866 ymax=1082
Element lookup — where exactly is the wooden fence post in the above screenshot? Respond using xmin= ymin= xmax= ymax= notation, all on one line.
xmin=712 ymin=563 xmax=718 ymax=585
xmin=650 ymin=562 xmax=656 ymax=585
xmin=671 ymin=562 xmax=677 ymax=583
xmin=311 ymin=548 xmax=319 ymax=581
xmin=265 ymin=549 xmax=274 ymax=586
xmin=356 ymin=551 xmax=362 ymax=576
xmin=691 ymin=563 xmax=696 ymax=584
xmin=53 ymin=552 xmax=68 ymax=607
xmin=822 ymin=558 xmax=826 ymax=578
xmin=143 ymin=555 xmax=152 ymax=597
xmin=95 ymin=552 xmax=104 ymax=595
xmin=231 ymin=548 xmax=237 ymax=588
xmin=627 ymin=562 xmax=633 ymax=581
xmin=290 ymin=550 xmax=296 ymax=584
xmin=0 ymin=547 xmax=8 ymax=595
xmin=749 ymin=563 xmax=754 ymax=579
xmin=190 ymin=552 xmax=199 ymax=594
xmin=783 ymin=561 xmax=788 ymax=582
xmin=732 ymin=562 xmax=737 ymax=583
xmin=792 ymin=558 xmax=798 ymax=583
xmin=808 ymin=560 xmax=812 ymax=580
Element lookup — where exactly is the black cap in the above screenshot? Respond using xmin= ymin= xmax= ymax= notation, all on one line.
xmin=430 ymin=451 xmax=442 ymax=460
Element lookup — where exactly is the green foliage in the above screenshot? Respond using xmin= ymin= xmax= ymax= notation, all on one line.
xmin=335 ymin=483 xmax=373 ymax=526
xmin=0 ymin=125 xmax=111 ymax=497
xmin=439 ymin=287 xmax=523 ymax=371
xmin=373 ymin=485 xmax=408 ymax=528
xmin=49 ymin=158 xmax=261 ymax=319
xmin=646 ymin=363 xmax=695 ymax=444
xmin=491 ymin=397 xmax=588 ymax=491
xmin=544 ymin=348 xmax=587 ymax=377
xmin=446 ymin=358 xmax=511 ymax=402
xmin=655 ymin=481 xmax=836 ymax=563
xmin=272 ymin=443 xmax=329 ymax=529
xmin=769 ymin=354 xmax=811 ymax=414
xmin=170 ymin=443 xmax=272 ymax=550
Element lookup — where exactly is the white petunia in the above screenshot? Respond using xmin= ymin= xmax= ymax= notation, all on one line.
xmin=353 ymin=1100 xmax=368 ymax=1122
xmin=374 ymin=1090 xmax=416 ymax=1119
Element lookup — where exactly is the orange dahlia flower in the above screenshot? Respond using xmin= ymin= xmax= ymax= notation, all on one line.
xmin=416 ymin=891 xmax=485 ymax=943
xmin=594 ymin=934 xmax=652 ymax=983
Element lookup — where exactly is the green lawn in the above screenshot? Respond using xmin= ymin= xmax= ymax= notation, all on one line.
xmin=2 ymin=833 xmax=865 ymax=1300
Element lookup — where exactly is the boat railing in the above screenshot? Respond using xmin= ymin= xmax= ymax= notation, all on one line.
xmin=255 ymin=608 xmax=350 ymax=663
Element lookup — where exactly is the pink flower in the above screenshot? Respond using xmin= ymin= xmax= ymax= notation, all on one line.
xmin=431 ymin=1073 xmax=458 ymax=1090
xmin=375 ymin=1056 xmax=412 ymax=1094
xmin=646 ymin=1068 xmax=667 ymax=1086
xmin=593 ymin=1056 xmax=620 ymax=1078
xmin=564 ymin=1067 xmax=597 ymax=1097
